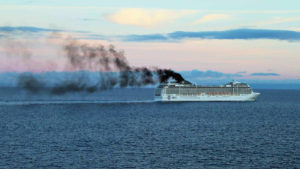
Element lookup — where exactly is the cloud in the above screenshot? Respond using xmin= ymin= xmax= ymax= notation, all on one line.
xmin=180 ymin=69 xmax=243 ymax=79
xmin=192 ymin=14 xmax=230 ymax=25
xmin=255 ymin=17 xmax=300 ymax=27
xmin=236 ymin=71 xmax=247 ymax=74
xmin=250 ymin=73 xmax=280 ymax=76
xmin=3 ymin=26 xmax=300 ymax=43
xmin=122 ymin=34 xmax=168 ymax=42
xmin=290 ymin=28 xmax=300 ymax=32
xmin=168 ymin=29 xmax=300 ymax=41
xmin=0 ymin=26 xmax=61 ymax=33
xmin=118 ymin=29 xmax=300 ymax=42
xmin=0 ymin=26 xmax=89 ymax=40
xmin=0 ymin=26 xmax=63 ymax=40
xmin=105 ymin=8 xmax=196 ymax=28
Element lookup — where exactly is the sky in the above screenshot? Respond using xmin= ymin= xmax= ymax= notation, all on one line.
xmin=0 ymin=0 xmax=300 ymax=82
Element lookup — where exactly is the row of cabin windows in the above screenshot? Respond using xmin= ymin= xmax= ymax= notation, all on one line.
xmin=164 ymin=88 xmax=251 ymax=94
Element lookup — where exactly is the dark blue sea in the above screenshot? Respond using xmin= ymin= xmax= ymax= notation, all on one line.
xmin=0 ymin=88 xmax=299 ymax=168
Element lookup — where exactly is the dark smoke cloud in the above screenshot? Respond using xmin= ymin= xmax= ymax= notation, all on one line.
xmin=15 ymin=38 xmax=189 ymax=94
xmin=156 ymin=69 xmax=185 ymax=84
xmin=17 ymin=73 xmax=45 ymax=93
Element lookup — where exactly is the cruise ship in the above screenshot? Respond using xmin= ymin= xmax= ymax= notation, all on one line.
xmin=154 ymin=80 xmax=260 ymax=102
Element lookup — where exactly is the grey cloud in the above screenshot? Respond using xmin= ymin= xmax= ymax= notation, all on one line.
xmin=0 ymin=26 xmax=62 ymax=33
xmin=250 ymin=73 xmax=280 ymax=76
xmin=180 ymin=69 xmax=243 ymax=79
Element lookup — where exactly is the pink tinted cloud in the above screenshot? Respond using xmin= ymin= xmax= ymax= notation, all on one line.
xmin=0 ymin=35 xmax=299 ymax=79
xmin=114 ymin=39 xmax=300 ymax=79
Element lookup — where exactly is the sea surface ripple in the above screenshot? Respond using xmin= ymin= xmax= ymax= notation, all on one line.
xmin=0 ymin=88 xmax=299 ymax=168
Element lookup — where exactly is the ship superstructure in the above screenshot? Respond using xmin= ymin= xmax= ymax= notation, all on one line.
xmin=154 ymin=80 xmax=260 ymax=101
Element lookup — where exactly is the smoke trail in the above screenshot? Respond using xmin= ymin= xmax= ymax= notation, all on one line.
xmin=17 ymin=73 xmax=45 ymax=93
xmin=3 ymin=39 xmax=32 ymax=60
xmin=14 ymin=38 xmax=189 ymax=94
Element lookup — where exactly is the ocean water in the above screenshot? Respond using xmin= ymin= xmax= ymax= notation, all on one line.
xmin=0 ymin=88 xmax=299 ymax=168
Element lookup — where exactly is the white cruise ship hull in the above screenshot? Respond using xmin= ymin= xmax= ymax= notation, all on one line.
xmin=155 ymin=92 xmax=260 ymax=102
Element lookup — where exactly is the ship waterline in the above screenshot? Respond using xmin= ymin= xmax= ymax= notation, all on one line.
xmin=154 ymin=81 xmax=260 ymax=102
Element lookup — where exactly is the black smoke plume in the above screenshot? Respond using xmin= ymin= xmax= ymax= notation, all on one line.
xmin=17 ymin=73 xmax=45 ymax=93
xmin=17 ymin=38 xmax=189 ymax=94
